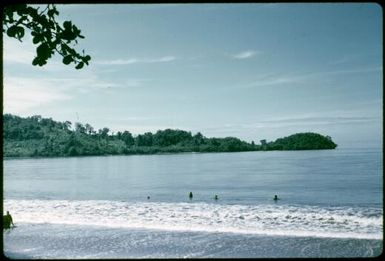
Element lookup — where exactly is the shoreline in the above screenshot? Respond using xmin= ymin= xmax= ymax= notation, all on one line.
xmin=3 ymin=147 xmax=341 ymax=161
xmin=3 ymin=146 xmax=381 ymax=161
xmin=4 ymin=223 xmax=382 ymax=258
xmin=5 ymin=221 xmax=384 ymax=241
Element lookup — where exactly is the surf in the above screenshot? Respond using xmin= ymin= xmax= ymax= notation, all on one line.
xmin=4 ymin=199 xmax=382 ymax=240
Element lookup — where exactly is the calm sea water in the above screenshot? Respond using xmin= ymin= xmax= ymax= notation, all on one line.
xmin=3 ymin=148 xmax=383 ymax=258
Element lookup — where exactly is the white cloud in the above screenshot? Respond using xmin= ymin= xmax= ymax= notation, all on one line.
xmin=202 ymin=112 xmax=380 ymax=134
xmin=96 ymin=56 xmax=177 ymax=65
xmin=246 ymin=67 xmax=382 ymax=88
xmin=317 ymin=67 xmax=382 ymax=76
xmin=3 ymin=77 xmax=72 ymax=114
xmin=3 ymin=68 xmax=147 ymax=113
xmin=199 ymin=113 xmax=381 ymax=144
xmin=254 ymin=116 xmax=379 ymax=128
xmin=3 ymin=69 xmax=149 ymax=113
xmin=249 ymin=75 xmax=300 ymax=87
xmin=231 ymin=50 xmax=258 ymax=59
xmin=3 ymin=36 xmax=35 ymax=65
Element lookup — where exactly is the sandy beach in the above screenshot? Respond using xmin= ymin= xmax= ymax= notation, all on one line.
xmin=3 ymin=223 xmax=382 ymax=258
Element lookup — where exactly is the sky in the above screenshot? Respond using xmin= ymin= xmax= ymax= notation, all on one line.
xmin=3 ymin=3 xmax=383 ymax=148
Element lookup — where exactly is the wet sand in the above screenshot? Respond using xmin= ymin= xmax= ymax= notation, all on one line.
xmin=3 ymin=223 xmax=383 ymax=258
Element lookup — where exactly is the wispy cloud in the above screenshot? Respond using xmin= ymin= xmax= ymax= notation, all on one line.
xmin=330 ymin=55 xmax=356 ymax=65
xmin=318 ymin=67 xmax=382 ymax=76
xmin=247 ymin=67 xmax=382 ymax=88
xmin=3 ymin=72 xmax=149 ymax=113
xmin=256 ymin=115 xmax=379 ymax=127
xmin=201 ymin=115 xmax=379 ymax=136
xmin=3 ymin=77 xmax=72 ymax=114
xmin=328 ymin=53 xmax=376 ymax=66
xmin=96 ymin=56 xmax=177 ymax=65
xmin=249 ymin=75 xmax=300 ymax=87
xmin=58 ymin=4 xmax=186 ymax=16
xmin=3 ymin=36 xmax=35 ymax=65
xmin=231 ymin=50 xmax=258 ymax=59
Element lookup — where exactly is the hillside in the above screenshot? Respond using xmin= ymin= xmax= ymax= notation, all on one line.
xmin=3 ymin=114 xmax=337 ymax=157
xmin=265 ymin=133 xmax=338 ymax=150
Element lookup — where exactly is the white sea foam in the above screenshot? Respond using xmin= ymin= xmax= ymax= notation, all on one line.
xmin=3 ymin=199 xmax=383 ymax=240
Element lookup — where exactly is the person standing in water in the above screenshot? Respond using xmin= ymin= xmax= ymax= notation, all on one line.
xmin=189 ymin=192 xmax=193 ymax=199
xmin=3 ymin=211 xmax=15 ymax=229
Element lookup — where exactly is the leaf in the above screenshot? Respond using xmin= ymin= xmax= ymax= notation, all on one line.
xmin=32 ymin=57 xmax=40 ymax=66
xmin=7 ymin=26 xmax=25 ymax=39
xmin=63 ymin=21 xmax=72 ymax=30
xmin=61 ymin=30 xmax=76 ymax=41
xmin=62 ymin=55 xmax=73 ymax=65
xmin=75 ymin=62 xmax=84 ymax=69
xmin=5 ymin=5 xmax=89 ymax=69
xmin=38 ymin=59 xmax=47 ymax=66
xmin=36 ymin=43 xmax=51 ymax=59
xmin=6 ymin=26 xmax=17 ymax=37
xmin=33 ymin=36 xmax=40 ymax=44
xmin=16 ymin=5 xmax=28 ymax=16
xmin=27 ymin=6 xmax=38 ymax=18
xmin=83 ymin=55 xmax=91 ymax=65
xmin=67 ymin=47 xmax=76 ymax=55
xmin=15 ymin=26 xmax=24 ymax=39
xmin=48 ymin=20 xmax=56 ymax=29
xmin=47 ymin=9 xmax=56 ymax=17
xmin=37 ymin=15 xmax=48 ymax=27
xmin=72 ymin=25 xmax=80 ymax=34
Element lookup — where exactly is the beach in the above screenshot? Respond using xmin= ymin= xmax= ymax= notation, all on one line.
xmin=4 ymin=223 xmax=382 ymax=258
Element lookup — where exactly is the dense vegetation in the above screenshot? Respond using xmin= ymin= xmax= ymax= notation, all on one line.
xmin=261 ymin=133 xmax=338 ymax=150
xmin=3 ymin=114 xmax=337 ymax=158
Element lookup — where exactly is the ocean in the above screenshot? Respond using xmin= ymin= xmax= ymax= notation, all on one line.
xmin=3 ymin=148 xmax=383 ymax=258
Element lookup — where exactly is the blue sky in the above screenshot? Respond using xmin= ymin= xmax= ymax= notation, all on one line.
xmin=3 ymin=3 xmax=382 ymax=148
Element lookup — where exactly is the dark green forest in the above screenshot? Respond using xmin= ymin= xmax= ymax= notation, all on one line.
xmin=3 ymin=114 xmax=337 ymax=158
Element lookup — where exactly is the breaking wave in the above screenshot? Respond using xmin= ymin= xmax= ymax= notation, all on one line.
xmin=4 ymin=199 xmax=382 ymax=239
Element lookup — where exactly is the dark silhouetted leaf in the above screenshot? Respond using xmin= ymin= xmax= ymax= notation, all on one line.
xmin=63 ymin=55 xmax=73 ymax=65
xmin=63 ymin=20 xmax=72 ymax=30
xmin=75 ymin=62 xmax=84 ymax=69
xmin=32 ymin=57 xmax=40 ymax=66
xmin=36 ymin=43 xmax=50 ymax=59
xmin=5 ymin=4 xmax=91 ymax=69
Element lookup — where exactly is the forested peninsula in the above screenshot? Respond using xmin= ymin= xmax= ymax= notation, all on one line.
xmin=3 ymin=114 xmax=337 ymax=158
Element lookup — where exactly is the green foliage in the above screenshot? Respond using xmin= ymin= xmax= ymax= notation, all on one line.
xmin=265 ymin=132 xmax=337 ymax=150
xmin=3 ymin=4 xmax=90 ymax=68
xmin=2 ymin=114 xmax=337 ymax=158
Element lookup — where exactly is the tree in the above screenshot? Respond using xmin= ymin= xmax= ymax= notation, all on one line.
xmin=84 ymin=123 xmax=94 ymax=135
xmin=121 ymin=131 xmax=134 ymax=146
xmin=141 ymin=132 xmax=154 ymax=146
xmin=3 ymin=4 xmax=91 ymax=69
xmin=30 ymin=115 xmax=42 ymax=122
xmin=98 ymin=127 xmax=109 ymax=138
xmin=75 ymin=122 xmax=86 ymax=134
xmin=193 ymin=132 xmax=205 ymax=145
xmin=63 ymin=121 xmax=72 ymax=130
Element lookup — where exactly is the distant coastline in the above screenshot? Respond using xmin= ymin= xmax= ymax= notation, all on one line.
xmin=3 ymin=114 xmax=337 ymax=158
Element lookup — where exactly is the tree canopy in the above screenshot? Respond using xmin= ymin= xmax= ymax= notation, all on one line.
xmin=265 ymin=133 xmax=338 ymax=150
xmin=3 ymin=114 xmax=338 ymax=158
xmin=3 ymin=4 xmax=90 ymax=69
